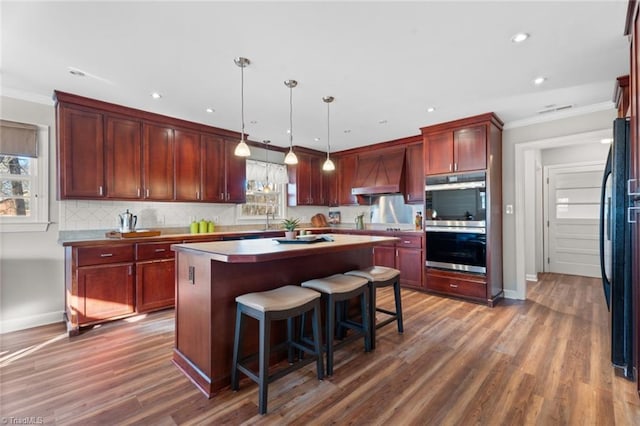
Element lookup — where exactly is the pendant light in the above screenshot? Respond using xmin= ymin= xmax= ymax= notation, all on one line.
xmin=322 ymin=96 xmax=336 ymax=171
xmin=283 ymin=79 xmax=298 ymax=165
xmin=234 ymin=57 xmax=251 ymax=157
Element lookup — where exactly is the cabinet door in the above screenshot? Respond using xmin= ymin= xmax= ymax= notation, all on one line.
xmin=296 ymin=154 xmax=313 ymax=205
xmin=309 ymin=155 xmax=325 ymax=205
xmin=105 ymin=116 xmax=142 ymax=199
xmin=201 ymin=134 xmax=225 ymax=202
xmin=338 ymin=154 xmax=359 ymax=205
xmin=325 ymin=169 xmax=338 ymax=207
xmin=404 ymin=143 xmax=424 ymax=203
xmin=136 ymin=259 xmax=175 ymax=312
xmin=224 ymin=138 xmax=246 ymax=203
xmin=373 ymin=245 xmax=396 ymax=268
xmin=396 ymin=248 xmax=423 ymax=289
xmin=454 ymin=126 xmax=486 ymax=172
xmin=143 ymin=123 xmax=175 ymax=200
xmin=424 ymin=131 xmax=453 ymax=175
xmin=175 ymin=129 xmax=202 ymax=201
xmin=77 ymin=263 xmax=134 ymax=324
xmin=58 ymin=105 xmax=105 ymax=198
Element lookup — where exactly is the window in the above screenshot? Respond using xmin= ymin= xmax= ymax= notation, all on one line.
xmin=0 ymin=120 xmax=49 ymax=232
xmin=237 ymin=160 xmax=288 ymax=222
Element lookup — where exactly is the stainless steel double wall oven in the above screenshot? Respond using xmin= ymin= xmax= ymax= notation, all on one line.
xmin=424 ymin=171 xmax=487 ymax=274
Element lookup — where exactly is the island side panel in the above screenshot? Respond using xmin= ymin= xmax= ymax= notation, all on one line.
xmin=177 ymin=246 xmax=373 ymax=397
xmin=173 ymin=250 xmax=213 ymax=395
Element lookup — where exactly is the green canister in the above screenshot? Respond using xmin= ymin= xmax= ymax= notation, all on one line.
xmin=208 ymin=221 xmax=215 ymax=233
xmin=199 ymin=219 xmax=208 ymax=233
xmin=190 ymin=221 xmax=199 ymax=234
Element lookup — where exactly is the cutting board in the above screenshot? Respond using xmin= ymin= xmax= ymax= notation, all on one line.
xmin=105 ymin=230 xmax=161 ymax=239
xmin=311 ymin=213 xmax=328 ymax=227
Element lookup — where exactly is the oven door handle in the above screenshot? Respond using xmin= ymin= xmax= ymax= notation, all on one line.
xmin=425 ymin=226 xmax=486 ymax=234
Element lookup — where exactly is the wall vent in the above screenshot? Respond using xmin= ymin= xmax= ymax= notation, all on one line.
xmin=536 ymin=104 xmax=574 ymax=114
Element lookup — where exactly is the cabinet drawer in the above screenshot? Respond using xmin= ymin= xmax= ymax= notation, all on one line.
xmin=77 ymin=244 xmax=135 ymax=266
xmin=136 ymin=241 xmax=176 ymax=261
xmin=395 ymin=235 xmax=422 ymax=248
xmin=426 ymin=273 xmax=486 ymax=299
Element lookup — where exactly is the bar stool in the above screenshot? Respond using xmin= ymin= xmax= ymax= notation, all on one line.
xmin=231 ymin=285 xmax=324 ymax=415
xmin=301 ymin=274 xmax=370 ymax=376
xmin=345 ymin=266 xmax=403 ymax=349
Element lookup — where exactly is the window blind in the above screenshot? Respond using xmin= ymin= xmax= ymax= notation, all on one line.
xmin=0 ymin=120 xmax=38 ymax=157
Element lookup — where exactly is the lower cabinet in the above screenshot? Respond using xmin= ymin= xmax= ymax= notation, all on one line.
xmin=425 ymin=268 xmax=489 ymax=304
xmin=77 ymin=263 xmax=135 ymax=323
xmin=135 ymin=241 xmax=176 ymax=313
xmin=372 ymin=233 xmax=424 ymax=290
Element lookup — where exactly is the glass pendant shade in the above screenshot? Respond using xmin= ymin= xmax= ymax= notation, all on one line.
xmin=284 ymin=149 xmax=298 ymax=165
xmin=234 ymin=139 xmax=251 ymax=157
xmin=322 ymin=157 xmax=335 ymax=171
xmin=234 ymin=57 xmax=251 ymax=157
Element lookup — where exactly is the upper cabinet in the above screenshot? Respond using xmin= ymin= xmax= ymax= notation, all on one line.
xmin=57 ymin=104 xmax=105 ymax=198
xmin=423 ymin=125 xmax=486 ymax=175
xmin=421 ymin=113 xmax=502 ymax=176
xmin=287 ymin=151 xmax=326 ymax=206
xmin=54 ymin=91 xmax=244 ymax=203
xmin=404 ymin=142 xmax=423 ymax=204
xmin=105 ymin=115 xmax=142 ymax=199
xmin=337 ymin=153 xmax=359 ymax=206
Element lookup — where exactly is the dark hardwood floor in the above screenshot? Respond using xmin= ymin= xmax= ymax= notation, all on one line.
xmin=1 ymin=273 xmax=639 ymax=425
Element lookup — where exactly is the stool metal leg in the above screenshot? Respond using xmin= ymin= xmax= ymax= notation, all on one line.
xmin=231 ymin=307 xmax=245 ymax=391
xmin=369 ymin=282 xmax=377 ymax=350
xmin=361 ymin=289 xmax=371 ymax=352
xmin=325 ymin=295 xmax=336 ymax=376
xmin=258 ymin=312 xmax=270 ymax=415
xmin=287 ymin=317 xmax=295 ymax=364
xmin=311 ymin=303 xmax=324 ymax=380
xmin=394 ymin=279 xmax=404 ymax=333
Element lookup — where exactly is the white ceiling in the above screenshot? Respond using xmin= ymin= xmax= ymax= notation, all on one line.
xmin=1 ymin=1 xmax=630 ymax=153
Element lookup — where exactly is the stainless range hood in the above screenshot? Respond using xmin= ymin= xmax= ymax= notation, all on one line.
xmin=351 ymin=148 xmax=406 ymax=195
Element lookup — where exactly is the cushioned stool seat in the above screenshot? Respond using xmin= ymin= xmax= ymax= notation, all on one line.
xmin=345 ymin=266 xmax=403 ymax=349
xmin=301 ymin=274 xmax=370 ymax=376
xmin=232 ymin=285 xmax=323 ymax=415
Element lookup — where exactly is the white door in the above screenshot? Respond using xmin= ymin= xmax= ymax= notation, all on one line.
xmin=544 ymin=163 xmax=604 ymax=277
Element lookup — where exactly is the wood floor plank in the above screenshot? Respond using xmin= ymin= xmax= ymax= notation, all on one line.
xmin=1 ymin=273 xmax=639 ymax=424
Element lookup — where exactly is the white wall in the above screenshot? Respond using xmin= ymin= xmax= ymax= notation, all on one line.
xmin=502 ymin=108 xmax=617 ymax=299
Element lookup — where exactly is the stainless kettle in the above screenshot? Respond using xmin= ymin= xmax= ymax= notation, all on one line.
xmin=119 ymin=209 xmax=137 ymax=233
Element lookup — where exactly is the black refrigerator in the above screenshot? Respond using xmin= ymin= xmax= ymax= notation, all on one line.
xmin=599 ymin=117 xmax=634 ymax=379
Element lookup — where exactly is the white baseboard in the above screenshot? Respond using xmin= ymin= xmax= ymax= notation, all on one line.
xmin=503 ymin=289 xmax=525 ymax=300
xmin=0 ymin=311 xmax=64 ymax=334
xmin=526 ymin=273 xmax=539 ymax=282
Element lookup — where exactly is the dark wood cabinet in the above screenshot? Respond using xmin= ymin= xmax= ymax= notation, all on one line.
xmin=338 ymin=154 xmax=359 ymax=205
xmin=421 ymin=113 xmax=503 ymax=305
xmin=201 ymin=134 xmax=246 ymax=203
xmin=55 ymin=91 xmax=243 ymax=203
xmin=143 ymin=123 xmax=175 ymax=200
xmin=287 ymin=151 xmax=326 ymax=206
xmin=105 ymin=115 xmax=142 ymax=199
xmin=66 ymin=243 xmax=136 ymax=333
xmin=372 ymin=233 xmax=424 ymax=290
xmin=57 ymin=104 xmax=105 ymax=198
xmin=325 ymin=168 xmax=338 ymax=207
xmin=423 ymin=125 xmax=486 ymax=175
xmin=404 ymin=142 xmax=424 ymax=204
xmin=175 ymin=129 xmax=202 ymax=201
xmin=135 ymin=241 xmax=176 ymax=312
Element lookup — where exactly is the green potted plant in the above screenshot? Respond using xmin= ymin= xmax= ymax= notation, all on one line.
xmin=282 ymin=217 xmax=300 ymax=239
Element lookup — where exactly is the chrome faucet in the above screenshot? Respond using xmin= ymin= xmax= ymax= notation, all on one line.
xmin=265 ymin=211 xmax=275 ymax=230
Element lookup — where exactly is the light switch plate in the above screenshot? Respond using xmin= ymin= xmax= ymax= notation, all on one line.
xmin=505 ymin=204 xmax=514 ymax=215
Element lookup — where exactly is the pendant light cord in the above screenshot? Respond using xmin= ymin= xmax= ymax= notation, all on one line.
xmin=326 ymin=101 xmax=331 ymax=159
xmin=289 ymin=85 xmax=293 ymax=149
xmin=241 ymin=64 xmax=245 ymax=141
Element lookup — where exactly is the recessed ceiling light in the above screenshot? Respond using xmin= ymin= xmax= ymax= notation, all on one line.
xmin=151 ymin=92 xmax=162 ymax=99
xmin=601 ymin=138 xmax=613 ymax=144
xmin=206 ymin=108 xmax=215 ymax=113
xmin=533 ymin=76 xmax=546 ymax=85
xmin=344 ymin=129 xmax=351 ymax=134
xmin=250 ymin=120 xmax=258 ymax=124
xmin=511 ymin=32 xmax=529 ymax=43
xmin=314 ymin=137 xmax=320 ymax=142
xmin=378 ymin=120 xmax=387 ymax=124
xmin=427 ymin=107 xmax=436 ymax=113
xmin=68 ymin=68 xmax=86 ymax=77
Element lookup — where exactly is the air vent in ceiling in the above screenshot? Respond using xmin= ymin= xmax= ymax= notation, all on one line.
xmin=536 ymin=104 xmax=574 ymax=114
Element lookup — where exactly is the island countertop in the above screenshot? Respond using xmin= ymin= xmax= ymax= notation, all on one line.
xmin=170 ymin=233 xmax=398 ymax=263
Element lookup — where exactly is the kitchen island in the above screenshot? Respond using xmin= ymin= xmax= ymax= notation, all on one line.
xmin=171 ymin=233 xmax=398 ymax=397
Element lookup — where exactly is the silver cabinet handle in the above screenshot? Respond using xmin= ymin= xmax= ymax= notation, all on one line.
xmin=99 ymin=186 xmax=103 ymax=196
xmin=137 ymin=188 xmax=141 ymax=197
xmin=154 ymin=248 xmax=166 ymax=252
xmin=449 ymin=283 xmax=458 ymax=288
xmin=100 ymin=253 xmax=113 ymax=257
xmin=146 ymin=189 xmax=150 ymax=197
